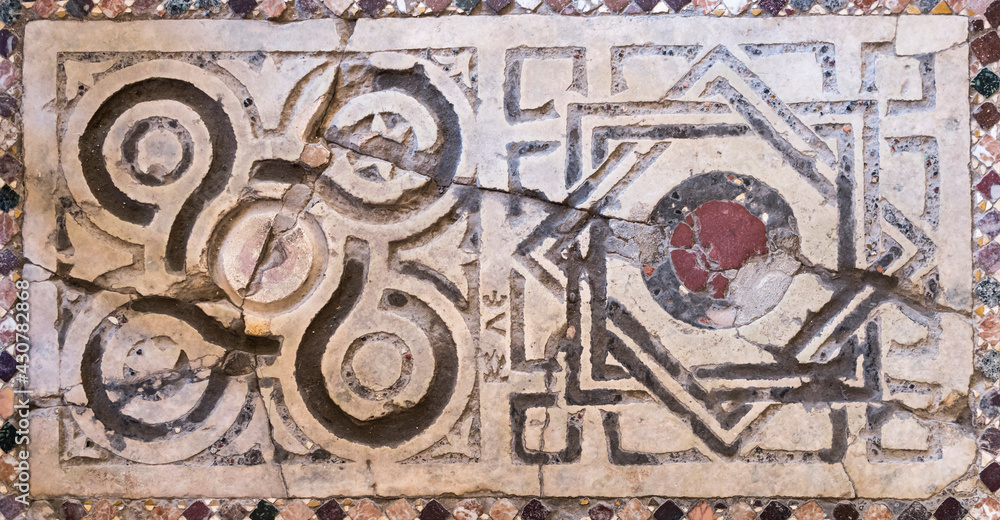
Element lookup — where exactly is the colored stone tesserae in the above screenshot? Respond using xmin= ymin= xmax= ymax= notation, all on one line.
xmin=2 ymin=6 xmax=997 ymax=519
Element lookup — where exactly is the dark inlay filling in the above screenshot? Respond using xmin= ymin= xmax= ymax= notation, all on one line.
xmin=78 ymin=78 xmax=237 ymax=246
xmin=120 ymin=115 xmax=194 ymax=186
xmin=295 ymin=242 xmax=461 ymax=447
xmin=80 ymin=296 xmax=278 ymax=442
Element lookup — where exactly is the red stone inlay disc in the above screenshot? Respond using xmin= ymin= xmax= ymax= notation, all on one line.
xmin=668 ymin=200 xmax=769 ymax=297
xmin=670 ymin=249 xmax=709 ymax=291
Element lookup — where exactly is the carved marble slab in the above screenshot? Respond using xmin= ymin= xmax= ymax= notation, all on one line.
xmin=23 ymin=16 xmax=974 ymax=499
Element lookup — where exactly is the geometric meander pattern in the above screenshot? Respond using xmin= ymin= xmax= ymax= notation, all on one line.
xmin=0 ymin=2 xmax=995 ymax=518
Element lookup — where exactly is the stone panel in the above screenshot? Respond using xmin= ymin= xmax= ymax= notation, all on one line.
xmin=21 ymin=15 xmax=974 ymax=499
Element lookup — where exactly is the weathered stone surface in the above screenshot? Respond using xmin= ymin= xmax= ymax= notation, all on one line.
xmin=20 ymin=14 xmax=976 ymax=502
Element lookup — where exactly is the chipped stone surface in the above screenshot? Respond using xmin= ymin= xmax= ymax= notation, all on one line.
xmin=20 ymin=14 xmax=976 ymax=502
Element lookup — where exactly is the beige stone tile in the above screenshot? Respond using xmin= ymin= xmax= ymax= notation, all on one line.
xmin=490 ymin=500 xmax=519 ymax=520
xmin=386 ymin=499 xmax=417 ymax=520
xmin=618 ymin=500 xmax=650 ymax=520
xmin=792 ymin=503 xmax=826 ymax=520
xmin=454 ymin=499 xmax=483 ymax=520
xmin=353 ymin=499 xmax=382 ymax=520
xmin=861 ymin=504 xmax=892 ymax=520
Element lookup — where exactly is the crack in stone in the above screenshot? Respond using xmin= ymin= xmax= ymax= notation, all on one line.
xmin=18 ymin=17 xmax=982 ymax=501
xmin=32 ymin=149 xmax=957 ymax=326
xmin=251 ymin=375 xmax=291 ymax=496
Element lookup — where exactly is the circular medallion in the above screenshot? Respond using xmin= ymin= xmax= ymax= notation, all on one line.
xmin=316 ymin=291 xmax=438 ymax=424
xmin=71 ymin=298 xmax=257 ymax=464
xmin=208 ymin=200 xmax=328 ymax=315
xmin=342 ymin=332 xmax=413 ymax=401
xmin=642 ymin=171 xmax=801 ymax=329
xmin=119 ymin=116 xmax=194 ymax=186
xmin=320 ymin=67 xmax=463 ymax=223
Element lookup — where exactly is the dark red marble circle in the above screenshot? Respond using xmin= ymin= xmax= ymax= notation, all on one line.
xmin=641 ymin=171 xmax=799 ymax=329
xmin=668 ymin=201 xmax=769 ymax=299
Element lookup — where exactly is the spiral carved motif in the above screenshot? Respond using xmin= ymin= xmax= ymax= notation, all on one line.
xmin=53 ymin=53 xmax=479 ymax=466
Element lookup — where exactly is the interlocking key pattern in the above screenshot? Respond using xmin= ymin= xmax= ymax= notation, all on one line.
xmin=21 ymin=16 xmax=975 ymax=498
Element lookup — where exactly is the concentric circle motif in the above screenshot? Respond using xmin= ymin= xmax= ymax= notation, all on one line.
xmin=291 ymin=248 xmax=475 ymax=454
xmin=310 ymin=286 xmax=445 ymax=427
xmin=341 ymin=332 xmax=414 ymax=402
xmin=320 ymin=66 xmax=463 ymax=222
xmin=72 ymin=76 xmax=238 ymax=228
xmin=102 ymin=100 xmax=212 ymax=195
xmin=74 ymin=298 xmax=255 ymax=464
xmin=265 ymin=61 xmax=477 ymax=459
xmin=118 ymin=115 xmax=194 ymax=186
xmin=641 ymin=171 xmax=801 ymax=329
xmin=61 ymin=60 xmax=252 ymax=276
xmin=208 ymin=200 xmax=328 ymax=315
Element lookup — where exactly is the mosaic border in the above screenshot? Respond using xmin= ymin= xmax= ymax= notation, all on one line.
xmin=15 ymin=497 xmax=1000 ymax=520
xmin=0 ymin=0 xmax=988 ymax=24
xmin=1 ymin=0 xmax=996 ymax=518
